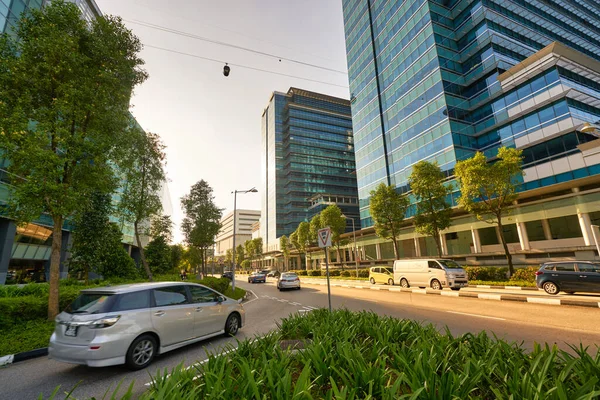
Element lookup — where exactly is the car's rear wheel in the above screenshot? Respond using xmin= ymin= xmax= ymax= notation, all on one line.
xmin=224 ymin=313 xmax=241 ymax=336
xmin=370 ymin=277 xmax=376 ymax=284
xmin=400 ymin=278 xmax=409 ymax=288
xmin=125 ymin=334 xmax=157 ymax=370
xmin=430 ymin=279 xmax=442 ymax=290
xmin=387 ymin=278 xmax=394 ymax=286
xmin=543 ymin=281 xmax=560 ymax=295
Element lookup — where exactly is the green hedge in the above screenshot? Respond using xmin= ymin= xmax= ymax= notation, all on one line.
xmin=141 ymin=309 xmax=600 ymax=399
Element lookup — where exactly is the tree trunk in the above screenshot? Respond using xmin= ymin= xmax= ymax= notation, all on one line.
xmin=48 ymin=215 xmax=63 ymax=320
xmin=497 ymin=219 xmax=514 ymax=276
xmin=134 ymin=220 xmax=153 ymax=281
xmin=433 ymin=230 xmax=443 ymax=258
xmin=392 ymin=238 xmax=400 ymax=260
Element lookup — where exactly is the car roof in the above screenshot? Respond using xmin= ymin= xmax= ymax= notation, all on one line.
xmin=543 ymin=261 xmax=597 ymax=265
xmin=81 ymin=281 xmax=202 ymax=294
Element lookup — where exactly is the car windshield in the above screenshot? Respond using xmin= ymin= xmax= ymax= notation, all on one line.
xmin=282 ymin=273 xmax=297 ymax=278
xmin=66 ymin=293 xmax=114 ymax=314
xmin=438 ymin=260 xmax=463 ymax=270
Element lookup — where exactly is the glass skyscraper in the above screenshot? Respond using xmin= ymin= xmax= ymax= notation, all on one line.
xmin=261 ymin=88 xmax=360 ymax=250
xmin=341 ymin=0 xmax=600 ymax=260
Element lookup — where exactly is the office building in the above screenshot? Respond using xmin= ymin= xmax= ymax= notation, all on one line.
xmin=340 ymin=0 xmax=600 ymax=263
xmin=215 ymin=210 xmax=261 ymax=256
xmin=260 ymin=87 xmax=360 ymax=249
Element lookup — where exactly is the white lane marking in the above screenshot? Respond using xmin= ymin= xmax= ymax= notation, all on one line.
xmin=290 ymin=302 xmax=302 ymax=306
xmin=304 ymin=306 xmax=318 ymax=310
xmin=411 ymin=289 xmax=427 ymax=294
xmin=440 ymin=291 xmax=459 ymax=297
xmin=355 ymin=286 xmax=364 ymax=289
xmin=342 ymin=284 xmax=351 ymax=288
xmin=475 ymin=285 xmax=491 ymax=289
xmin=504 ymin=286 xmax=522 ymax=290
xmin=370 ymin=287 xmax=380 ymax=291
xmin=527 ymin=297 xmax=561 ymax=305
xmin=446 ymin=311 xmax=506 ymax=321
xmin=478 ymin=294 xmax=502 ymax=301
xmin=244 ymin=290 xmax=259 ymax=304
xmin=278 ymin=299 xmax=289 ymax=303
xmin=389 ymin=288 xmax=402 ymax=292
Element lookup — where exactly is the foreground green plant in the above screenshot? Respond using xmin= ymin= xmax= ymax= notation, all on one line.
xmin=141 ymin=310 xmax=600 ymax=399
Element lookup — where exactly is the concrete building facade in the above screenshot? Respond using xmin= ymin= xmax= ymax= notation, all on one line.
xmin=215 ymin=210 xmax=261 ymax=256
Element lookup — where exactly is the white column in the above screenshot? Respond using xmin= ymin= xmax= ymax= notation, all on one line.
xmin=414 ymin=237 xmax=422 ymax=257
xmin=541 ymin=219 xmax=552 ymax=240
xmin=439 ymin=233 xmax=448 ymax=256
xmin=578 ymin=212 xmax=593 ymax=246
xmin=516 ymin=221 xmax=530 ymax=250
xmin=471 ymin=228 xmax=482 ymax=253
xmin=375 ymin=243 xmax=382 ymax=260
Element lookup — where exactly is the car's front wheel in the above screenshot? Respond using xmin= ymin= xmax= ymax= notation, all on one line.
xmin=543 ymin=281 xmax=560 ymax=295
xmin=125 ymin=334 xmax=157 ymax=370
xmin=387 ymin=278 xmax=394 ymax=286
xmin=400 ymin=278 xmax=409 ymax=288
xmin=430 ymin=279 xmax=442 ymax=290
xmin=370 ymin=278 xmax=375 ymax=284
xmin=224 ymin=313 xmax=241 ymax=336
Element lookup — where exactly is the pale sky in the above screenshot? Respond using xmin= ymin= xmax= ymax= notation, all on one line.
xmin=94 ymin=0 xmax=351 ymax=243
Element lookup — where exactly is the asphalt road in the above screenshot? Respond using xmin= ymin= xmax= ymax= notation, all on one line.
xmin=1 ymin=280 xmax=599 ymax=400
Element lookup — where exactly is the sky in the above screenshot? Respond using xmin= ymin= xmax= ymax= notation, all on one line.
xmin=94 ymin=0 xmax=351 ymax=244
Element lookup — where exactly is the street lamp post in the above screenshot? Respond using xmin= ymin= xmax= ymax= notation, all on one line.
xmin=231 ymin=187 xmax=257 ymax=291
xmin=341 ymin=214 xmax=359 ymax=278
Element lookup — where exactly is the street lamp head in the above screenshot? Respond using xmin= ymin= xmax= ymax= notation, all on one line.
xmin=248 ymin=187 xmax=258 ymax=193
xmin=581 ymin=122 xmax=600 ymax=135
xmin=340 ymin=213 xmax=347 ymax=219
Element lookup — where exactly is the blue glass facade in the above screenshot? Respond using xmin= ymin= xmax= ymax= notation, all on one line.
xmin=342 ymin=0 xmax=600 ymax=230
xmin=261 ymin=88 xmax=360 ymax=248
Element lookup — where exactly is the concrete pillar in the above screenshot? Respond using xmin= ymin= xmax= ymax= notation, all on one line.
xmin=471 ymin=228 xmax=482 ymax=253
xmin=439 ymin=233 xmax=448 ymax=256
xmin=542 ymin=219 xmax=552 ymax=240
xmin=0 ymin=219 xmax=16 ymax=284
xmin=578 ymin=212 xmax=593 ymax=246
xmin=375 ymin=243 xmax=382 ymax=260
xmin=516 ymin=221 xmax=530 ymax=250
xmin=414 ymin=237 xmax=422 ymax=257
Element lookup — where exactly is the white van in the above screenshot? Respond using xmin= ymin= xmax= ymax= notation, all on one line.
xmin=393 ymin=259 xmax=468 ymax=290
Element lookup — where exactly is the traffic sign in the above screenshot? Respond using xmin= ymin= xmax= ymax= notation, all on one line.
xmin=318 ymin=227 xmax=332 ymax=248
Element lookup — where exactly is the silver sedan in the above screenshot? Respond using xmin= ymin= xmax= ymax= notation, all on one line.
xmin=48 ymin=282 xmax=244 ymax=370
xmin=277 ymin=272 xmax=301 ymax=291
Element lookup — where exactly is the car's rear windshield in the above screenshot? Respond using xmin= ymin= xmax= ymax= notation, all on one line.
xmin=65 ymin=293 xmax=115 ymax=314
xmin=438 ymin=260 xmax=463 ymax=270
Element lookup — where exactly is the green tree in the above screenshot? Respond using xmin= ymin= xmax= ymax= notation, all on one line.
xmin=253 ymin=238 xmax=263 ymax=268
xmin=181 ymin=180 xmax=222 ymax=277
xmin=69 ymin=192 xmax=114 ymax=284
xmin=369 ymin=183 xmax=409 ymax=260
xmin=294 ymin=222 xmax=311 ymax=269
xmin=280 ymin=235 xmax=290 ymax=271
xmin=119 ymin=130 xmax=167 ymax=282
xmin=236 ymin=244 xmax=245 ymax=269
xmin=455 ymin=147 xmax=524 ymax=276
xmin=244 ymin=240 xmax=255 ymax=269
xmin=150 ymin=214 xmax=173 ymax=243
xmin=410 ymin=161 xmax=453 ymax=258
xmin=182 ymin=246 xmax=202 ymax=274
xmin=96 ymin=223 xmax=138 ymax=280
xmin=320 ymin=205 xmax=347 ymax=265
xmin=225 ymin=249 xmax=233 ymax=266
xmin=170 ymin=244 xmax=184 ymax=272
xmin=145 ymin=235 xmax=171 ymax=274
xmin=0 ymin=1 xmax=147 ymax=319
xmin=309 ymin=215 xmax=322 ymax=244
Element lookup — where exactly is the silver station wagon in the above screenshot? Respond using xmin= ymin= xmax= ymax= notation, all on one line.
xmin=48 ymin=282 xmax=245 ymax=369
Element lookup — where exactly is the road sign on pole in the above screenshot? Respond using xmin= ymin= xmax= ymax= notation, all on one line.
xmin=318 ymin=227 xmax=333 ymax=312
xmin=318 ymin=227 xmax=332 ymax=248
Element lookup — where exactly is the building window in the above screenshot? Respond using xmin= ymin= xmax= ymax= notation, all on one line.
xmin=548 ymin=215 xmax=581 ymax=239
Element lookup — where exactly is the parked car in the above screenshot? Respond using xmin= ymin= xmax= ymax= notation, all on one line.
xmin=222 ymin=271 xmax=233 ymax=280
xmin=48 ymin=282 xmax=244 ymax=370
xmin=277 ymin=272 xmax=301 ymax=291
xmin=248 ymin=272 xmax=266 ymax=283
xmin=536 ymin=261 xmax=600 ymax=295
xmin=393 ymin=259 xmax=468 ymax=290
xmin=369 ymin=266 xmax=394 ymax=285
xmin=266 ymin=270 xmax=280 ymax=278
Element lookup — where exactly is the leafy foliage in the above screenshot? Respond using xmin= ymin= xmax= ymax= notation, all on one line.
xmin=455 ymin=148 xmax=524 ymax=275
xmin=181 ymin=180 xmax=222 ymax=276
xmin=410 ymin=161 xmax=452 ymax=257
xmin=279 ymin=235 xmax=290 ymax=271
xmin=0 ymin=0 xmax=147 ymax=319
xmin=145 ymin=235 xmax=172 ymax=275
xmin=170 ymin=244 xmax=184 ymax=272
xmin=369 ymin=183 xmax=409 ymax=259
xmin=143 ymin=309 xmax=600 ymax=399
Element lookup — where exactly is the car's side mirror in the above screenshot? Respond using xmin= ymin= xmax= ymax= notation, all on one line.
xmin=217 ymin=296 xmax=226 ymax=303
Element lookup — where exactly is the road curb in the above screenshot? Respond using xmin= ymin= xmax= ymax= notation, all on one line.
xmin=300 ymin=279 xmax=538 ymax=291
xmin=303 ymin=281 xmax=600 ymax=309
xmin=0 ymin=348 xmax=47 ymax=366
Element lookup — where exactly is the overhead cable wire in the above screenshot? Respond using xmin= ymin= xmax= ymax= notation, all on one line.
xmin=142 ymin=44 xmax=349 ymax=89
xmin=127 ymin=19 xmax=348 ymax=75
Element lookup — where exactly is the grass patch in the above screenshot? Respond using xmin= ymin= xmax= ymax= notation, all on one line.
xmin=0 ymin=320 xmax=55 ymax=355
xmin=470 ymin=280 xmax=537 ymax=287
xmin=142 ymin=309 xmax=600 ymax=399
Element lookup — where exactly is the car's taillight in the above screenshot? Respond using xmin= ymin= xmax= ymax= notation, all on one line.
xmin=535 ymin=271 xmax=544 ymax=276
xmin=294 ymin=278 xmax=299 ymax=281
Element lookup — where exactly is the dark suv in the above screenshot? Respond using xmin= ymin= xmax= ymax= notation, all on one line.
xmin=536 ymin=261 xmax=600 ymax=295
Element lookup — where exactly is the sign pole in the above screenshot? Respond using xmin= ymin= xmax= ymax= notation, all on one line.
xmin=325 ymin=248 xmax=332 ymax=312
